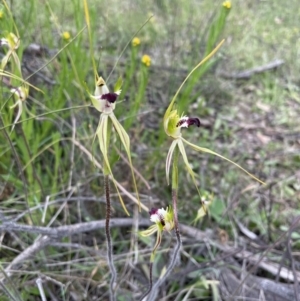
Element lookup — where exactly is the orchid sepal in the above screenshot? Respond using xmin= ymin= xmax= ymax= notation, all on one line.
xmin=166 ymin=140 xmax=177 ymax=185
xmin=109 ymin=113 xmax=141 ymax=211
xmin=97 ymin=114 xmax=130 ymax=216
xmin=9 ymin=85 xmax=29 ymax=132
xmin=181 ymin=137 xmax=266 ymax=185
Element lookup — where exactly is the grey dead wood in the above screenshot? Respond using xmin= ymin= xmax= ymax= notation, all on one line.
xmin=218 ymin=59 xmax=284 ymax=79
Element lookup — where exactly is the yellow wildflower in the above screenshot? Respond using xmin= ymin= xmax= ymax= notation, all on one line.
xmin=62 ymin=31 xmax=71 ymax=41
xmin=141 ymin=54 xmax=151 ymax=67
xmin=0 ymin=10 xmax=3 ymax=19
xmin=132 ymin=37 xmax=141 ymax=47
xmin=222 ymin=1 xmax=231 ymax=9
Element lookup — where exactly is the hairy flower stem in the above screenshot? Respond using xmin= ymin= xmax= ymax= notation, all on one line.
xmin=101 ymin=118 xmax=116 ymax=300
xmin=104 ymin=172 xmax=117 ymax=301
xmin=147 ymin=147 xmax=182 ymax=301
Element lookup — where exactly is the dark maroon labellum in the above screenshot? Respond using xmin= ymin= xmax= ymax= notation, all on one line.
xmin=176 ymin=117 xmax=201 ymax=128
xmin=160 ymin=218 xmax=165 ymax=227
xmin=101 ymin=93 xmax=118 ymax=103
xmin=149 ymin=208 xmax=158 ymax=216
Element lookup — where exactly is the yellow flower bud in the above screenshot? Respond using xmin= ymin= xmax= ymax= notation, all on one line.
xmin=132 ymin=37 xmax=141 ymax=47
xmin=141 ymin=54 xmax=151 ymax=67
xmin=62 ymin=31 xmax=71 ymax=41
xmin=222 ymin=1 xmax=231 ymax=9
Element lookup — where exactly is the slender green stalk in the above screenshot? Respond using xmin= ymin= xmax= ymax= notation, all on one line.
xmin=147 ymin=146 xmax=182 ymax=300
xmin=168 ymin=145 xmax=182 ymax=275
xmin=172 ymin=146 xmax=180 ymax=232
xmin=139 ymin=262 xmax=153 ymax=301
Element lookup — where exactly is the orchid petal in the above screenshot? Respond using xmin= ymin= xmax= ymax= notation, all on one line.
xmin=192 ymin=197 xmax=212 ymax=225
xmin=114 ymin=76 xmax=123 ymax=93
xmin=151 ymin=231 xmax=162 ymax=262
xmin=140 ymin=225 xmax=158 ymax=237
xmin=166 ymin=140 xmax=178 ymax=185
xmin=97 ymin=114 xmax=110 ymax=173
xmin=12 ymin=51 xmax=21 ymax=72
xmin=0 ymin=70 xmax=43 ymax=93
xmin=89 ymin=94 xmax=104 ymax=113
xmin=10 ymin=99 xmax=22 ymax=132
xmin=181 ymin=137 xmax=265 ymax=185
xmin=1 ymin=52 xmax=10 ymax=69
xmin=177 ymin=139 xmax=201 ymax=196
xmin=110 ymin=113 xmax=141 ymax=211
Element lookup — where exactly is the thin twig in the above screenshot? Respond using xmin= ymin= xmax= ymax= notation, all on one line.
xmin=36 ymin=278 xmax=47 ymax=301
xmin=1 ymin=235 xmax=52 ymax=279
xmin=286 ymin=217 xmax=300 ymax=301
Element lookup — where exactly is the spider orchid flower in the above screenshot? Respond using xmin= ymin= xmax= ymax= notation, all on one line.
xmin=140 ymin=206 xmax=174 ymax=262
xmin=87 ymin=76 xmax=140 ymax=215
xmin=10 ymin=85 xmax=29 ymax=132
xmin=0 ymin=32 xmax=21 ymax=71
xmin=164 ymin=41 xmax=265 ymax=204
xmin=192 ymin=191 xmax=214 ymax=224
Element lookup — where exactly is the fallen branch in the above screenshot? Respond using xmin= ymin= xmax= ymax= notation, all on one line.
xmin=0 ymin=218 xmax=150 ymax=238
xmin=1 ymin=218 xmax=299 ymax=288
xmin=219 ymin=59 xmax=284 ymax=79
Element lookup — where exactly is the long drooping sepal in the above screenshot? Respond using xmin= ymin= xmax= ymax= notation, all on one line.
xmin=0 ymin=70 xmax=43 ymax=92
xmin=140 ymin=224 xmax=161 ymax=262
xmin=166 ymin=140 xmax=178 ymax=185
xmin=140 ymin=224 xmax=158 ymax=237
xmin=97 ymin=114 xmax=111 ymax=175
xmin=181 ymin=137 xmax=266 ymax=185
xmin=97 ymin=114 xmax=130 ymax=215
xmin=177 ymin=139 xmax=201 ymax=195
xmin=0 ymin=32 xmax=21 ymax=72
xmin=1 ymin=50 xmax=21 ymax=72
xmin=10 ymin=99 xmax=22 ymax=132
xmin=150 ymin=231 xmax=162 ymax=263
xmin=110 ymin=113 xmax=141 ymax=211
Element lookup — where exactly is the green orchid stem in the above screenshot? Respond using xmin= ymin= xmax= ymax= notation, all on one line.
xmin=172 ymin=145 xmax=179 ymax=189
xmin=171 ymin=146 xmax=180 ymax=237
xmin=104 ymin=174 xmax=117 ymax=301
xmin=147 ymin=147 xmax=182 ymax=301
xmin=139 ymin=262 xmax=153 ymax=301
